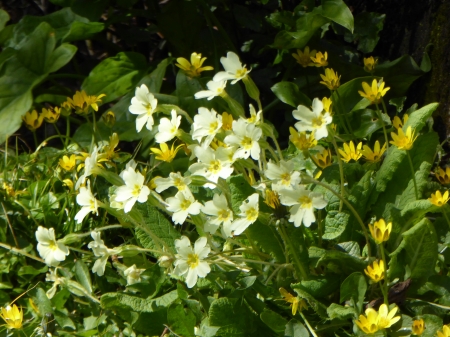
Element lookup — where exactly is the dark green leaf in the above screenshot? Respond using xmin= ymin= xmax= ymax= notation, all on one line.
xmin=271 ymin=82 xmax=311 ymax=108
xmin=101 ymin=290 xmax=178 ymax=312
xmin=340 ymin=272 xmax=367 ymax=314
xmin=260 ymin=309 xmax=287 ymax=332
xmin=322 ymin=0 xmax=354 ymax=32
xmin=167 ymin=303 xmax=196 ymax=337
xmin=284 ymin=319 xmax=309 ymax=337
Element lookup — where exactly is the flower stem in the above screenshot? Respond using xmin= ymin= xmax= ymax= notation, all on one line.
xmin=303 ymin=176 xmax=371 ymax=258
xmin=406 ymin=151 xmax=419 ymax=200
xmin=329 ymin=129 xmax=345 ymax=212
xmin=380 ymin=244 xmax=389 ymax=306
xmin=443 ymin=210 xmax=450 ymax=230
xmin=32 ymin=131 xmax=38 ymax=149
xmin=335 ymin=90 xmax=353 ymax=136
xmin=65 ymin=116 xmax=71 ymax=148
xmin=278 ymin=223 xmax=310 ymax=280
xmin=300 ymin=312 xmax=319 ymax=337
xmin=375 ymin=103 xmax=389 ymax=150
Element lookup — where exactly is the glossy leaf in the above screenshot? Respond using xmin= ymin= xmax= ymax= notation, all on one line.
xmin=322 ymin=0 xmax=354 ymax=32
xmin=271 ymin=81 xmax=311 ymax=108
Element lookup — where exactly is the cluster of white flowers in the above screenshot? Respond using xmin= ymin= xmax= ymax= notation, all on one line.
xmin=44 ymin=51 xmax=331 ymax=291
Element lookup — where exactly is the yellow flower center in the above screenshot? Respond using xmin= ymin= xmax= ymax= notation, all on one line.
xmin=209 ymin=121 xmax=219 ymax=134
xmin=49 ymin=241 xmax=58 ymax=251
xmin=312 ymin=116 xmax=324 ymax=128
xmin=218 ymin=209 xmax=231 ymax=222
xmin=187 ymin=253 xmax=200 ymax=268
xmin=180 ymin=198 xmax=192 ymax=210
xmin=236 ymin=68 xmax=248 ymax=78
xmin=173 ymin=178 xmax=186 ymax=190
xmin=299 ymin=196 xmax=312 ymax=208
xmin=145 ymin=103 xmax=153 ymax=115
xmin=132 ymin=184 xmax=141 ymax=197
xmin=241 ymin=136 xmax=253 ymax=149
xmin=245 ymin=207 xmax=258 ymax=221
xmin=208 ymin=160 xmax=222 ymax=174
xmin=280 ymin=173 xmax=291 ymax=185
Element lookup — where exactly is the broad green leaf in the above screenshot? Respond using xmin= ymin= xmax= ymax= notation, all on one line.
xmin=0 ymin=22 xmax=76 ymax=144
xmin=209 ymin=297 xmax=257 ymax=335
xmin=293 ymin=276 xmax=340 ymax=299
xmin=101 ymin=290 xmax=178 ymax=312
xmin=74 ymin=260 xmax=93 ymax=294
xmin=389 ymin=218 xmax=438 ymax=280
xmin=284 ymin=320 xmax=309 ymax=337
xmin=260 ymin=309 xmax=287 ymax=333
xmin=47 ymin=43 xmax=77 ymax=73
xmin=327 ymin=303 xmax=355 ymax=320
xmin=352 ymin=108 xmax=392 ymax=138
xmin=0 ymin=10 xmax=9 ymax=32
xmin=167 ymin=303 xmax=196 ymax=337
xmin=291 ymin=282 xmax=328 ymax=318
xmin=82 ymin=52 xmax=148 ymax=103
xmin=134 ymin=202 xmax=181 ymax=255
xmin=309 ymin=246 xmax=367 ymax=274
xmin=342 ymin=12 xmax=385 ymax=53
xmin=271 ymin=82 xmax=311 ymax=108
xmin=30 ymin=288 xmax=53 ymax=314
xmin=175 ymin=70 xmax=205 ymax=114
xmin=322 ymin=0 xmax=354 ymax=32
xmin=422 ymin=314 xmax=443 ymax=337
xmin=273 ymin=8 xmax=329 ymax=50
xmin=403 ymin=102 xmax=438 ymax=132
xmin=339 ymin=272 xmax=367 ymax=314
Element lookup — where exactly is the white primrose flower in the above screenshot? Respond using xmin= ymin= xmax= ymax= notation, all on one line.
xmin=109 ymin=193 xmax=125 ymax=210
xmin=87 ymin=231 xmax=121 ymax=276
xmin=189 ymin=147 xmax=234 ymax=188
xmin=173 ymin=236 xmax=211 ymax=288
xmin=124 ymin=264 xmax=146 ymax=285
xmin=129 ymin=84 xmax=158 ymax=132
xmin=278 ymin=185 xmax=327 ymax=227
xmin=202 ymin=193 xmax=234 ymax=236
xmin=75 ymin=146 xmax=99 ymax=190
xmin=230 ymin=193 xmax=259 ymax=235
xmin=45 ymin=268 xmax=64 ymax=299
xmin=166 ymin=190 xmax=202 ymax=225
xmin=36 ymin=226 xmax=69 ymax=267
xmin=293 ymin=98 xmax=332 ymax=140
xmin=247 ymin=104 xmax=261 ymax=125
xmin=191 ymin=107 xmax=222 ymax=147
xmin=194 ymin=80 xmax=227 ymax=100
xmin=265 ymin=160 xmax=301 ymax=191
xmin=74 ymin=180 xmax=99 ymax=224
xmin=224 ymin=118 xmax=262 ymax=160
xmin=115 ymin=166 xmax=150 ymax=213
xmin=155 ymin=109 xmax=181 ymax=143
xmin=213 ymin=51 xmax=251 ymax=84
xmin=154 ymin=172 xmax=192 ymax=195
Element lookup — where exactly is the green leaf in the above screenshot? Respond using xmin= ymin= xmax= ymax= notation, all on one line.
xmin=327 ymin=303 xmax=356 ymax=320
xmin=293 ymin=276 xmax=340 ymax=299
xmin=246 ymin=220 xmax=286 ymax=263
xmin=291 ymin=282 xmax=328 ymax=318
xmin=74 ymin=260 xmax=93 ymax=294
xmin=403 ymin=102 xmax=438 ymax=132
xmin=260 ymin=309 xmax=287 ymax=333
xmin=0 ymin=10 xmax=10 ymax=32
xmin=208 ymin=297 xmax=257 ymax=335
xmin=134 ymin=202 xmax=181 ymax=256
xmin=322 ymin=0 xmax=354 ymax=32
xmin=389 ymin=218 xmax=438 ymax=280
xmin=342 ymin=12 xmax=385 ymax=53
xmin=101 ymin=290 xmax=178 ymax=312
xmin=339 ymin=272 xmax=367 ymax=314
xmin=271 ymin=82 xmax=311 ymax=108
xmin=30 ymin=288 xmax=53 ymax=314
xmin=309 ymin=246 xmax=367 ymax=274
xmin=167 ymin=303 xmax=196 ymax=337
xmin=284 ymin=319 xmax=309 ymax=337
xmin=175 ymin=70 xmax=204 ymax=113
xmin=353 ymin=108 xmax=392 ymax=138
xmin=0 ymin=22 xmax=76 ymax=144
xmin=422 ymin=314 xmax=443 ymax=337
xmin=82 ymin=52 xmax=147 ymax=103
xmin=47 ymin=43 xmax=77 ymax=73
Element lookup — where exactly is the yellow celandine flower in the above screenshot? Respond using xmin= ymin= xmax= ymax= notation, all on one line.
xmin=322 ymin=97 xmax=332 ymax=114
xmin=292 ymin=47 xmax=316 ymax=67
xmin=411 ymin=318 xmax=425 ymax=335
xmin=428 ymin=190 xmax=450 ymax=207
xmin=42 ymin=107 xmax=61 ymax=123
xmin=102 ymin=111 xmax=116 ymax=127
xmin=358 ymin=79 xmax=390 ymax=104
xmin=64 ymin=90 xmax=106 ymax=115
xmin=437 ymin=325 xmax=450 ymax=337
xmin=289 ymin=128 xmax=317 ymax=151
xmin=390 ymin=126 xmax=418 ymax=150
xmin=175 ymin=52 xmax=214 ymax=78
xmin=338 ymin=141 xmax=362 ymax=163
xmin=62 ymin=179 xmax=74 ymax=191
xmin=355 ymin=306 xmax=379 ymax=334
xmin=361 ymin=140 xmax=387 ymax=163
xmin=0 ymin=304 xmax=23 ymax=329
xmin=369 ymin=218 xmax=392 ymax=244
xmin=376 ymin=304 xmax=401 ymax=329
xmin=59 ymin=154 xmax=76 ymax=171
xmin=364 ymin=56 xmax=378 ymax=73
xmin=265 ymin=189 xmax=281 ymax=209
xmin=320 ymin=68 xmax=340 ymax=90
xmin=222 ymin=112 xmax=233 ymax=131
xmin=279 ymin=288 xmax=307 ymax=315
xmin=311 ymin=148 xmax=332 ymax=169
xmin=2 ymin=183 xmax=15 ymax=198
xmin=22 ymin=110 xmax=44 ymax=131
xmin=436 ymin=167 xmax=450 ymax=185
xmin=392 ymin=114 xmax=409 ymax=129
xmin=364 ymin=259 xmax=385 ymax=283
xmin=150 ymin=142 xmax=183 ymax=163
xmin=101 ymin=133 xmax=120 ymax=161
xmin=310 ymin=51 xmax=328 ymax=67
